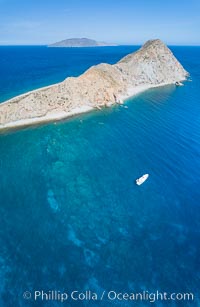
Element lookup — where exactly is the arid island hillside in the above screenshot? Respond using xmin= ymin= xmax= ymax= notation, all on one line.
xmin=0 ymin=39 xmax=188 ymax=131
xmin=48 ymin=37 xmax=117 ymax=47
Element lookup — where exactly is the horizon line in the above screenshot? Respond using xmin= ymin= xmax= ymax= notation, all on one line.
xmin=0 ymin=43 xmax=200 ymax=47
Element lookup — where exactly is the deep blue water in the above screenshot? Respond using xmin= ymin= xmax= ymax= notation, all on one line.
xmin=0 ymin=46 xmax=137 ymax=103
xmin=0 ymin=46 xmax=200 ymax=306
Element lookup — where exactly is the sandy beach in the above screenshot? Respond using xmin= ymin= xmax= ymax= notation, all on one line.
xmin=0 ymin=81 xmax=179 ymax=132
xmin=0 ymin=39 xmax=188 ymax=132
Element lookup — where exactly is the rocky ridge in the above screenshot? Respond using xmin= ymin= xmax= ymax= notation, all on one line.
xmin=0 ymin=39 xmax=188 ymax=131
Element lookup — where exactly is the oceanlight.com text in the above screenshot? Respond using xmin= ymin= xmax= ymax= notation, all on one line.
xmin=23 ymin=290 xmax=194 ymax=303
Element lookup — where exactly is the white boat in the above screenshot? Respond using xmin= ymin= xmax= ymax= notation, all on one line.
xmin=136 ymin=174 xmax=149 ymax=185
xmin=175 ymin=81 xmax=184 ymax=86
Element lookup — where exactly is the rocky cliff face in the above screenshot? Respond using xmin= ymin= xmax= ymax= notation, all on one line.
xmin=117 ymin=39 xmax=188 ymax=87
xmin=0 ymin=39 xmax=188 ymax=130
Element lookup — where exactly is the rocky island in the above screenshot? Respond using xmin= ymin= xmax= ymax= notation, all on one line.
xmin=48 ymin=37 xmax=117 ymax=47
xmin=0 ymin=39 xmax=188 ymax=131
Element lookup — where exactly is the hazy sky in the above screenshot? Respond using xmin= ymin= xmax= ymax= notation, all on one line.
xmin=0 ymin=0 xmax=200 ymax=45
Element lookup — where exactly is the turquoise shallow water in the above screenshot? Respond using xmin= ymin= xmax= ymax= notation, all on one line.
xmin=0 ymin=46 xmax=200 ymax=306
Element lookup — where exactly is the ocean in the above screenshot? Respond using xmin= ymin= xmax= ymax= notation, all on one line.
xmin=0 ymin=46 xmax=200 ymax=306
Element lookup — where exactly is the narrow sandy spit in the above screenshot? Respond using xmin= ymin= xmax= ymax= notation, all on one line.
xmin=0 ymin=39 xmax=188 ymax=133
xmin=0 ymin=81 xmax=177 ymax=133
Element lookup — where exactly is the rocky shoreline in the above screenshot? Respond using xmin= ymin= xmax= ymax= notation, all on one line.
xmin=0 ymin=39 xmax=188 ymax=132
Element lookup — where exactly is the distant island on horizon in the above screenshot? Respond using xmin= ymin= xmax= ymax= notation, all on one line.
xmin=48 ymin=37 xmax=118 ymax=48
